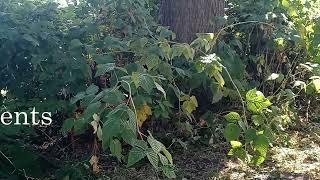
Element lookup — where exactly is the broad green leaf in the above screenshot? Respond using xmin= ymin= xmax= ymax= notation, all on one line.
xmin=224 ymin=112 xmax=241 ymax=122
xmin=159 ymin=41 xmax=172 ymax=60
xmin=147 ymin=136 xmax=164 ymax=153
xmin=252 ymin=155 xmax=266 ymax=166
xmin=182 ymin=44 xmax=195 ymax=60
xmin=95 ymin=63 xmax=115 ymax=77
xmin=127 ymin=147 xmax=146 ymax=167
xmin=245 ymin=128 xmax=257 ymax=143
xmin=140 ymin=75 xmax=154 ymax=93
xmin=70 ymin=39 xmax=83 ymax=49
xmin=110 ymin=139 xmax=122 ymax=161
xmin=73 ymin=118 xmax=88 ymax=135
xmin=146 ymin=149 xmax=159 ymax=169
xmin=282 ymin=0 xmax=290 ymax=8
xmin=95 ymin=55 xmax=114 ymax=64
xmin=158 ymin=153 xmax=169 ymax=165
xmin=254 ymin=134 xmax=269 ymax=157
xmin=70 ymin=92 xmax=86 ymax=104
xmin=252 ymin=115 xmax=264 ymax=126
xmin=162 ymin=166 xmax=177 ymax=179
xmin=140 ymin=55 xmax=160 ymax=70
xmin=102 ymin=89 xmax=125 ymax=105
xmin=82 ymin=102 xmax=101 ymax=121
xmin=86 ymin=84 xmax=99 ymax=95
xmin=102 ymin=117 xmax=121 ymax=149
xmin=159 ymin=62 xmax=174 ymax=81
xmin=126 ymin=108 xmax=137 ymax=135
xmin=61 ymin=118 xmax=75 ymax=136
xmin=23 ymin=34 xmax=39 ymax=46
xmin=171 ymin=44 xmax=184 ymax=59
xmin=246 ymin=89 xmax=272 ymax=113
xmin=234 ymin=148 xmax=248 ymax=161
xmin=131 ymin=72 xmax=141 ymax=88
xmin=224 ymin=123 xmax=240 ymax=141
xmin=210 ymin=82 xmax=223 ymax=103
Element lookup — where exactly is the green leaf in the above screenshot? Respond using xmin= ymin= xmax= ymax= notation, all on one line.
xmin=234 ymin=148 xmax=248 ymax=161
xmin=110 ymin=139 xmax=122 ymax=161
xmin=140 ymin=75 xmax=154 ymax=93
xmin=245 ymin=128 xmax=257 ymax=143
xmin=158 ymin=153 xmax=169 ymax=165
xmin=86 ymin=84 xmax=99 ymax=95
xmin=146 ymin=149 xmax=159 ymax=169
xmin=23 ymin=34 xmax=39 ymax=46
xmin=127 ymin=147 xmax=146 ymax=167
xmin=147 ymin=136 xmax=164 ymax=153
xmin=252 ymin=115 xmax=264 ymax=126
xmin=210 ymin=82 xmax=223 ymax=103
xmin=171 ymin=44 xmax=184 ymax=59
xmin=162 ymin=166 xmax=176 ymax=179
xmin=140 ymin=55 xmax=160 ymax=70
xmin=246 ymin=89 xmax=272 ymax=113
xmin=224 ymin=112 xmax=241 ymax=123
xmin=131 ymin=72 xmax=141 ymax=88
xmin=126 ymin=108 xmax=137 ymax=136
xmin=252 ymin=155 xmax=266 ymax=166
xmin=162 ymin=148 xmax=173 ymax=165
xmin=61 ymin=118 xmax=74 ymax=136
xmin=95 ymin=63 xmax=115 ymax=77
xmin=254 ymin=134 xmax=269 ymax=157
xmin=73 ymin=118 xmax=88 ymax=135
xmin=102 ymin=116 xmax=121 ymax=148
xmin=95 ymin=55 xmax=114 ymax=64
xmin=224 ymin=123 xmax=240 ymax=141
xmin=282 ymin=0 xmax=290 ymax=8
xmin=82 ymin=102 xmax=101 ymax=121
xmin=102 ymin=89 xmax=125 ymax=105
xmin=159 ymin=62 xmax=174 ymax=81
xmin=70 ymin=39 xmax=83 ymax=49
xmin=70 ymin=92 xmax=86 ymax=104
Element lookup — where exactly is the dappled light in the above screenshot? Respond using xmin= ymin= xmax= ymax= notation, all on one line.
xmin=0 ymin=0 xmax=320 ymax=179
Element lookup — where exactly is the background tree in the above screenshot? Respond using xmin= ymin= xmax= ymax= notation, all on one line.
xmin=159 ymin=0 xmax=225 ymax=42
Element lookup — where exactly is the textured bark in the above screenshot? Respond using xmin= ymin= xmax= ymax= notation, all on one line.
xmin=160 ymin=0 xmax=225 ymax=43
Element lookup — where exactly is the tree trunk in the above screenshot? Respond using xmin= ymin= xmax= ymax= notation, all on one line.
xmin=160 ymin=0 xmax=225 ymax=43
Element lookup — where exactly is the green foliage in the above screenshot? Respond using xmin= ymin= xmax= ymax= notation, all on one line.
xmin=224 ymin=89 xmax=295 ymax=165
xmin=1 ymin=0 xmax=320 ymax=178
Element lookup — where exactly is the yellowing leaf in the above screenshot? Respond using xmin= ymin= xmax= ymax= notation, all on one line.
xmin=182 ymin=95 xmax=198 ymax=114
xmin=230 ymin=141 xmax=242 ymax=148
xmin=137 ymin=103 xmax=152 ymax=127
xmin=89 ymin=155 xmax=100 ymax=173
xmin=90 ymin=120 xmax=99 ymax=134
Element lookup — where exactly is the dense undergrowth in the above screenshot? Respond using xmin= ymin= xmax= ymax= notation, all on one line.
xmin=0 ymin=0 xmax=320 ymax=179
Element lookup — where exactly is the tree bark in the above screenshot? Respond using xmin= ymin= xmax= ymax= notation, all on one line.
xmin=160 ymin=0 xmax=225 ymax=43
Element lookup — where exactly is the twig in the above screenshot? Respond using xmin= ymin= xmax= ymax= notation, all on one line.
xmin=212 ymin=21 xmax=275 ymax=47
xmin=121 ymin=80 xmax=146 ymax=139
xmin=220 ymin=64 xmax=248 ymax=129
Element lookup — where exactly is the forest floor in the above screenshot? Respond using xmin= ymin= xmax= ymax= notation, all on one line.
xmin=101 ymin=122 xmax=320 ymax=180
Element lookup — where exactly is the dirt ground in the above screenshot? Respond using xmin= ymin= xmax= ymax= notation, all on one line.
xmin=101 ymin=123 xmax=320 ymax=180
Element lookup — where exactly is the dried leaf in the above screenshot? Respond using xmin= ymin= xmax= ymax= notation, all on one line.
xmin=89 ymin=155 xmax=100 ymax=173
